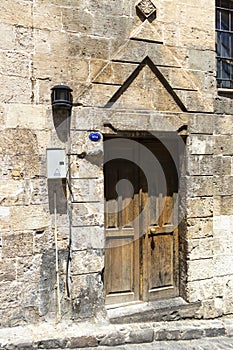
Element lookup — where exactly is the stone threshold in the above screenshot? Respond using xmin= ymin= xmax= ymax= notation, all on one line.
xmin=107 ymin=297 xmax=201 ymax=324
xmin=0 ymin=316 xmax=233 ymax=349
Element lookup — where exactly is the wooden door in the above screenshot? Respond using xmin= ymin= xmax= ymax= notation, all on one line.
xmin=140 ymin=139 xmax=179 ymax=301
xmin=104 ymin=137 xmax=179 ymax=305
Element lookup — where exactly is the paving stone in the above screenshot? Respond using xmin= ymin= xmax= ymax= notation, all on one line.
xmin=127 ymin=329 xmax=154 ymax=344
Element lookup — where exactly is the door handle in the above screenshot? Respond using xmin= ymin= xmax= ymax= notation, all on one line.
xmin=148 ymin=227 xmax=157 ymax=238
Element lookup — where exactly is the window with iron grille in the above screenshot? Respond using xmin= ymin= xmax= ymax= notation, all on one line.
xmin=216 ymin=0 xmax=233 ymax=88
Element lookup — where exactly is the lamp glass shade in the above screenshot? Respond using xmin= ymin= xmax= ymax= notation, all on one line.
xmin=51 ymin=85 xmax=73 ymax=110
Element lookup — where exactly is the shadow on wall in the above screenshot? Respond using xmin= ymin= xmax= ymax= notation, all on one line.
xmin=52 ymin=109 xmax=71 ymax=143
xmin=48 ymin=179 xmax=67 ymax=215
xmin=47 ymin=108 xmax=71 ymax=215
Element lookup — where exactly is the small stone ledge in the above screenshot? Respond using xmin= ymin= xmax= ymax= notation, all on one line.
xmin=107 ymin=297 xmax=201 ymax=324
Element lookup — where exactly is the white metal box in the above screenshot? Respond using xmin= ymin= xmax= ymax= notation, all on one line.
xmin=47 ymin=148 xmax=66 ymax=179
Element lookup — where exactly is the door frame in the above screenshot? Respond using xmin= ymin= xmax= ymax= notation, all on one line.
xmin=103 ymin=131 xmax=186 ymax=305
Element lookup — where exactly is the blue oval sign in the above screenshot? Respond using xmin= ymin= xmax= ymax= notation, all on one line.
xmin=89 ymin=132 xmax=101 ymax=142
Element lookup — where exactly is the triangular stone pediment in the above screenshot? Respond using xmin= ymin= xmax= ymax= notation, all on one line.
xmin=130 ymin=20 xmax=163 ymax=43
xmin=105 ymin=57 xmax=185 ymax=112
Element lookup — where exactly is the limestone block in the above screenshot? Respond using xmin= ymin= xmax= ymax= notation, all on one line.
xmin=187 ymin=155 xmax=213 ymax=176
xmin=71 ymin=107 xmax=104 ymax=130
xmin=70 ymin=156 xmax=103 ymax=179
xmin=175 ymin=90 xmax=214 ymax=113
xmin=222 ymin=277 xmax=233 ymax=314
xmin=0 ymin=207 xmax=11 ymax=230
xmin=33 ymin=56 xmax=90 ymax=82
xmin=72 ymin=226 xmax=104 ymax=250
xmin=90 ymin=59 xmax=108 ymax=82
xmin=35 ymin=130 xmax=52 ymax=155
xmin=110 ymin=112 xmax=150 ymax=130
xmin=187 ymin=238 xmax=213 ymax=260
xmin=214 ymin=196 xmax=233 ymax=216
xmin=0 ymin=128 xmax=38 ymax=155
xmin=16 ymin=255 xmax=41 ymax=283
xmin=215 ymin=115 xmax=233 ymax=135
xmin=72 ymin=202 xmax=104 ymax=226
xmin=93 ymin=62 xmax=138 ymax=85
xmin=34 ymin=79 xmax=54 ymax=105
xmin=214 ymin=176 xmax=233 ymax=196
xmin=215 ymin=96 xmax=233 ymax=115
xmin=0 ymin=24 xmax=33 ymax=52
xmin=2 ymin=232 xmax=33 ymax=258
xmin=163 ymin=22 xmax=180 ymax=47
xmin=215 ymin=135 xmax=233 ymax=156
xmin=197 ymin=299 xmax=221 ymax=319
xmin=90 ymin=0 xmax=132 ymax=17
xmin=68 ymin=34 xmax=111 ymax=59
xmin=0 ymin=154 xmax=40 ymax=179
xmin=0 ymin=0 xmax=32 ymax=27
xmin=0 ymin=281 xmax=22 ymax=309
xmin=179 ymin=25 xmax=215 ymax=51
xmin=0 ymin=180 xmax=31 ymax=206
xmin=187 ymin=278 xmax=215 ymax=302
xmin=70 ymin=131 xmax=103 ymax=156
xmin=71 ymin=178 xmax=104 ymax=202
xmin=0 ymin=75 xmax=31 ymax=103
xmin=187 ymin=197 xmax=213 ymax=218
xmin=33 ymin=3 xmax=62 ymax=30
xmin=71 ymin=272 xmax=104 ymax=319
xmin=188 ymin=135 xmax=213 ymax=155
xmin=34 ymin=29 xmax=69 ymax=59
xmin=113 ymin=40 xmax=180 ymax=66
xmin=0 ymin=258 xmax=16 ymax=282
xmin=189 ymin=114 xmax=213 ymax=135
xmin=159 ymin=67 xmax=198 ymax=91
xmin=213 ymin=237 xmax=233 ymax=256
xmin=93 ymin=15 xmax=134 ymax=39
xmin=187 ymin=218 xmax=213 ymax=239
xmin=0 ymin=51 xmax=30 ymax=78
xmin=30 ymin=179 xmax=49 ymax=205
xmin=187 ymin=49 xmax=216 ymax=72
xmin=5 ymin=104 xmax=47 ymax=130
xmin=214 ymin=255 xmax=233 ymax=277
xmin=187 ymin=258 xmax=214 ymax=281
xmin=10 ymin=205 xmax=49 ymax=231
xmin=149 ymin=112 xmax=188 ymax=133
xmin=33 ymin=228 xmax=54 ymax=254
xmin=71 ymin=250 xmax=104 ymax=275
xmin=62 ymin=8 xmax=94 ymax=34
xmin=213 ymin=156 xmax=231 ymax=176
xmin=186 ymin=176 xmax=213 ymax=197
xmin=78 ymin=83 xmax=119 ymax=107
xmin=213 ymin=214 xmax=233 ymax=235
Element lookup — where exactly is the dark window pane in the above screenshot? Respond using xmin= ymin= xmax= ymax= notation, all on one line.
xmin=221 ymin=32 xmax=230 ymax=57
xmin=221 ymin=0 xmax=233 ymax=10
xmin=217 ymin=31 xmax=222 ymax=56
xmin=217 ymin=9 xmax=221 ymax=29
xmin=231 ymin=12 xmax=233 ymax=30
xmin=221 ymin=9 xmax=229 ymax=30
xmin=222 ymin=60 xmax=231 ymax=79
xmin=217 ymin=59 xmax=221 ymax=79
xmin=231 ymin=34 xmax=233 ymax=56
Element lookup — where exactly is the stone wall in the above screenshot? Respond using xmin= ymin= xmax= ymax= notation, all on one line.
xmin=0 ymin=0 xmax=233 ymax=327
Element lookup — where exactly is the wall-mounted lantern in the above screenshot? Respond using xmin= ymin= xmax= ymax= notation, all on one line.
xmin=51 ymin=85 xmax=73 ymax=112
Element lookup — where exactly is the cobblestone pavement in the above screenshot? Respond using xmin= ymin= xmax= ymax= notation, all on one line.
xmin=1 ymin=318 xmax=233 ymax=349
xmin=95 ymin=337 xmax=233 ymax=349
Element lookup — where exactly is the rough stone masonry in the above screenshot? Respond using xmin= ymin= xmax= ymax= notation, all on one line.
xmin=0 ymin=0 xmax=233 ymax=328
